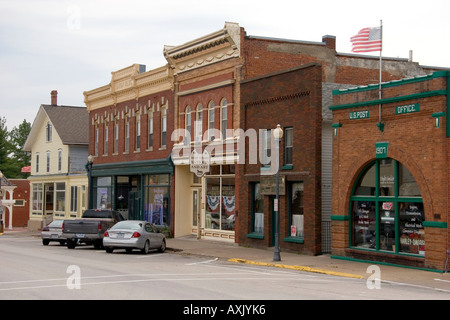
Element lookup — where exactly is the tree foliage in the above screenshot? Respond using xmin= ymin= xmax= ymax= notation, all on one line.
xmin=0 ymin=117 xmax=31 ymax=179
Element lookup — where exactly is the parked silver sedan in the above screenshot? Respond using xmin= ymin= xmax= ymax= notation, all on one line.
xmin=103 ymin=220 xmax=166 ymax=254
xmin=41 ymin=220 xmax=66 ymax=246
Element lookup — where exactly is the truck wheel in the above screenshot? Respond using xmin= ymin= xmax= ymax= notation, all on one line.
xmin=67 ymin=239 xmax=76 ymax=249
xmin=141 ymin=240 xmax=150 ymax=254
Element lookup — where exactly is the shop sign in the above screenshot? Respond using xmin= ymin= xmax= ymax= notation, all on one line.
xmin=260 ymin=175 xmax=285 ymax=195
xmin=190 ymin=149 xmax=210 ymax=177
xmin=349 ymin=110 xmax=370 ymax=120
xmin=290 ymin=225 xmax=297 ymax=237
xmin=375 ymin=142 xmax=389 ymax=159
xmin=395 ymin=103 xmax=420 ymax=115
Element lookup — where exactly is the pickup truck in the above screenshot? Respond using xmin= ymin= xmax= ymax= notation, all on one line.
xmin=62 ymin=209 xmax=125 ymax=249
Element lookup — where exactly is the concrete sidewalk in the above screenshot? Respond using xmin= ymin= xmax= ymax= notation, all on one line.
xmin=166 ymin=235 xmax=450 ymax=293
xmin=2 ymin=228 xmax=450 ymax=293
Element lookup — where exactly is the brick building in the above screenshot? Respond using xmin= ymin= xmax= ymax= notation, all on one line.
xmin=330 ymin=71 xmax=449 ymax=271
xmin=84 ymin=22 xmax=441 ymax=254
xmin=84 ymin=65 xmax=175 ymax=234
xmin=238 ymin=64 xmax=323 ymax=254
xmin=8 ymin=179 xmax=30 ymax=228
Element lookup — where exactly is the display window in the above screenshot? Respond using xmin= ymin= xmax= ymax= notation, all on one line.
xmin=350 ymin=159 xmax=425 ymax=256
xmin=205 ymin=166 xmax=235 ymax=231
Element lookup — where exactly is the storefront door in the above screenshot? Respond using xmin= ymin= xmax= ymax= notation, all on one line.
xmin=192 ymin=188 xmax=201 ymax=237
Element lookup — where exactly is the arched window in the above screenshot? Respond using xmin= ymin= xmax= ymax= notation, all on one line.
xmin=350 ymin=158 xmax=425 ymax=256
xmin=208 ymin=101 xmax=215 ymax=141
xmin=185 ymin=106 xmax=191 ymax=145
xmin=195 ymin=104 xmax=203 ymax=142
xmin=220 ymin=98 xmax=228 ymax=140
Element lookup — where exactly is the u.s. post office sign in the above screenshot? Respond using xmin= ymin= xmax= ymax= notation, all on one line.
xmin=395 ymin=103 xmax=420 ymax=115
xmin=349 ymin=110 xmax=370 ymax=120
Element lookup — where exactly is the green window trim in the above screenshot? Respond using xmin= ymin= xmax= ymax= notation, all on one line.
xmin=246 ymin=233 xmax=264 ymax=239
xmin=349 ymin=158 xmax=425 ymax=256
xmin=283 ymin=236 xmax=304 ymax=244
xmin=422 ymin=221 xmax=447 ymax=229
xmin=331 ymin=215 xmax=349 ymax=221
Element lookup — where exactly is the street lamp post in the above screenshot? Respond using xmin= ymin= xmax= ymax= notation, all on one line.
xmin=273 ymin=124 xmax=283 ymax=262
xmin=87 ymin=155 xmax=94 ymax=209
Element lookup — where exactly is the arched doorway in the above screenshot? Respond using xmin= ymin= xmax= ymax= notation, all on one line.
xmin=350 ymin=158 xmax=425 ymax=256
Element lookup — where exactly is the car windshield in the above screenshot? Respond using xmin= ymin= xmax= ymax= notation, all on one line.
xmin=111 ymin=221 xmax=143 ymax=230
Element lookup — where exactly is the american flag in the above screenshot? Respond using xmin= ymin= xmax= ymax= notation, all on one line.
xmin=351 ymin=27 xmax=382 ymax=53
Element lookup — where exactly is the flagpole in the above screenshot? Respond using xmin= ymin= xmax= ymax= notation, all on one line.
xmin=378 ymin=19 xmax=383 ymax=131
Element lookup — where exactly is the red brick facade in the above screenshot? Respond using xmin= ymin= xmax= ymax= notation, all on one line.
xmin=331 ymin=71 xmax=449 ymax=271
xmin=238 ymin=64 xmax=323 ymax=254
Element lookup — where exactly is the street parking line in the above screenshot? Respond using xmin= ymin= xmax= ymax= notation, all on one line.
xmin=185 ymin=258 xmax=218 ymax=265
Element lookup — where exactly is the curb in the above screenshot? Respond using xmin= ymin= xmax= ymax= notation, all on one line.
xmin=228 ymin=258 xmax=363 ymax=279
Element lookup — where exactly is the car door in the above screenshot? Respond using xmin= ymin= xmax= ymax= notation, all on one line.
xmin=145 ymin=223 xmax=160 ymax=249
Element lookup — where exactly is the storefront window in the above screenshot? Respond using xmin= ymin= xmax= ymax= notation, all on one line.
xmin=252 ymin=183 xmax=264 ymax=234
xmin=399 ymin=202 xmax=425 ymax=255
xmin=32 ymin=184 xmax=43 ymax=212
xmin=55 ymin=182 xmax=65 ymax=212
xmin=379 ymin=159 xmax=395 ymax=197
xmin=143 ymin=174 xmax=169 ymax=226
xmin=352 ymin=201 xmax=376 ymax=248
xmin=350 ymin=159 xmax=424 ymax=255
xmin=379 ymin=201 xmax=395 ymax=251
xmin=94 ymin=177 xmax=112 ymax=210
xmin=289 ymin=182 xmax=304 ymax=237
xmin=399 ymin=163 xmax=421 ymax=196
xmin=205 ymin=175 xmax=235 ymax=231
xmin=206 ymin=177 xmax=220 ymax=229
xmin=354 ymin=163 xmax=376 ymax=196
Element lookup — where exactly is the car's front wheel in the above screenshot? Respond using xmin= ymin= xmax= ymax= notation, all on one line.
xmin=158 ymin=239 xmax=166 ymax=253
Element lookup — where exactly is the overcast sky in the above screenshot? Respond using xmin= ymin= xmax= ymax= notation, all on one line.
xmin=1 ymin=0 xmax=449 ymax=129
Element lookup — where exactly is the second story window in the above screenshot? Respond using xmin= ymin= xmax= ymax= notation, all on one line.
xmin=196 ymin=104 xmax=203 ymax=143
xmin=124 ymin=117 xmax=130 ymax=153
xmin=35 ymin=153 xmax=40 ymax=173
xmin=208 ymin=101 xmax=215 ymax=141
xmin=58 ymin=149 xmax=62 ymax=172
xmin=46 ymin=122 xmax=52 ymax=142
xmin=185 ymin=106 xmax=191 ymax=145
xmin=161 ymin=107 xmax=167 ymax=147
xmin=261 ymin=129 xmax=271 ymax=167
xmin=285 ymin=127 xmax=293 ymax=165
xmin=46 ymin=151 xmax=50 ymax=173
xmin=136 ymin=114 xmax=141 ymax=150
xmin=148 ymin=111 xmax=153 ymax=149
xmin=104 ymin=122 xmax=109 ymax=155
xmin=114 ymin=120 xmax=119 ymax=154
xmin=221 ymin=99 xmax=227 ymax=140
xmin=94 ymin=125 xmax=99 ymax=156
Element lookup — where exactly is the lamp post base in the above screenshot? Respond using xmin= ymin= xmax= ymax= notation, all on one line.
xmin=273 ymin=251 xmax=281 ymax=262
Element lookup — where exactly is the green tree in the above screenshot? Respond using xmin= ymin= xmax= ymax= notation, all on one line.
xmin=0 ymin=116 xmax=14 ymax=177
xmin=0 ymin=117 xmax=31 ymax=179
xmin=9 ymin=119 xmax=31 ymax=178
